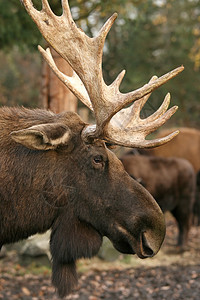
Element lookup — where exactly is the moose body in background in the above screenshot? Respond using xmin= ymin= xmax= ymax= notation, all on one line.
xmin=0 ymin=0 xmax=184 ymax=298
xmin=146 ymin=127 xmax=200 ymax=225
xmin=148 ymin=127 xmax=200 ymax=172
xmin=121 ymin=152 xmax=196 ymax=249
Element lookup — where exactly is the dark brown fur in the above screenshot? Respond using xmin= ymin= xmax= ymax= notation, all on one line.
xmin=121 ymin=154 xmax=196 ymax=249
xmin=0 ymin=107 xmax=166 ymax=297
xmin=194 ymin=170 xmax=200 ymax=225
xmin=144 ymin=128 xmax=200 ymax=225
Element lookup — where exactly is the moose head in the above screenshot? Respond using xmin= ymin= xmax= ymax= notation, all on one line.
xmin=1 ymin=0 xmax=184 ymax=297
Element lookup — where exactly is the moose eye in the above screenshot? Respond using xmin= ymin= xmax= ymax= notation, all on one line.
xmin=93 ymin=155 xmax=103 ymax=164
xmin=92 ymin=155 xmax=105 ymax=169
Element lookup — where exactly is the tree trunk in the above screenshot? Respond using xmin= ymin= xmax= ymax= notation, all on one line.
xmin=41 ymin=47 xmax=77 ymax=113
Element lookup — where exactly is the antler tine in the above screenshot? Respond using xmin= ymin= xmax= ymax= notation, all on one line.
xmin=102 ymin=107 xmax=179 ymax=148
xmin=124 ymin=76 xmax=158 ymax=125
xmin=22 ymin=0 xmax=116 ymax=122
xmin=41 ymin=0 xmax=52 ymax=12
xmin=97 ymin=13 xmax=118 ymax=45
xmin=61 ymin=0 xmax=72 ymax=18
xmin=100 ymin=80 xmax=179 ymax=148
xmin=38 ymin=46 xmax=93 ymax=111
xmin=89 ymin=75 xmax=156 ymax=131
xmin=145 ymin=93 xmax=171 ymax=123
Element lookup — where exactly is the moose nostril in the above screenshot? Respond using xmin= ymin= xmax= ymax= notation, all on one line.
xmin=141 ymin=232 xmax=154 ymax=257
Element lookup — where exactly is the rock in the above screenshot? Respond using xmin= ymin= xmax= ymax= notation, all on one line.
xmin=0 ymin=246 xmax=7 ymax=258
xmin=98 ymin=237 xmax=120 ymax=262
xmin=20 ymin=232 xmax=50 ymax=258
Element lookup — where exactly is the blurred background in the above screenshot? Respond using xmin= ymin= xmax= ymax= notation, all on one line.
xmin=0 ymin=1 xmax=200 ymax=299
xmin=0 ymin=0 xmax=200 ymax=127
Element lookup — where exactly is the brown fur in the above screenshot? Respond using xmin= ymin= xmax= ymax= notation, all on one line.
xmin=145 ymin=128 xmax=200 ymax=225
xmin=0 ymin=107 xmax=166 ymax=297
xmin=121 ymin=154 xmax=196 ymax=248
xmin=148 ymin=128 xmax=200 ymax=172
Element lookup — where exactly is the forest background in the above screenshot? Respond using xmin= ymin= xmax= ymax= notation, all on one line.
xmin=0 ymin=0 xmax=200 ymax=128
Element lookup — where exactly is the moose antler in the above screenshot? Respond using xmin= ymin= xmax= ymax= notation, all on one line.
xmin=21 ymin=0 xmax=184 ymax=148
xmin=101 ymin=77 xmax=179 ymax=148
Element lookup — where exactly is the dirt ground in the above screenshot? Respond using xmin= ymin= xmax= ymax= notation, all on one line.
xmin=0 ymin=213 xmax=200 ymax=300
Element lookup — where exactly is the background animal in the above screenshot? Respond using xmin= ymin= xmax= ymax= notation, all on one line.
xmin=194 ymin=170 xmax=200 ymax=225
xmin=147 ymin=127 xmax=200 ymax=225
xmin=121 ymin=153 xmax=196 ymax=249
xmin=149 ymin=127 xmax=200 ymax=172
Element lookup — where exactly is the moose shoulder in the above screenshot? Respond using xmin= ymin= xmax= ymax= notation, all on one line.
xmin=0 ymin=107 xmax=166 ymax=297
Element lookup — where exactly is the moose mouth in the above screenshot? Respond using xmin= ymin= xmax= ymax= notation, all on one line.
xmin=110 ymin=225 xmax=155 ymax=259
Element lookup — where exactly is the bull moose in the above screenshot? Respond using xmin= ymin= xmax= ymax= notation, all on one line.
xmin=0 ymin=0 xmax=184 ymax=297
xmin=121 ymin=152 xmax=196 ymax=249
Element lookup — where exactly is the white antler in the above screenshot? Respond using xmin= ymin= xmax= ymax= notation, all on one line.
xmin=21 ymin=0 xmax=184 ymax=147
xmin=99 ymin=77 xmax=179 ymax=148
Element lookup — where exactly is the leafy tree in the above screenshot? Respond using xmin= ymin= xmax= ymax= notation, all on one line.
xmin=0 ymin=0 xmax=199 ymax=126
xmin=0 ymin=0 xmax=146 ymax=107
xmin=0 ymin=0 xmax=40 ymax=50
xmin=102 ymin=0 xmax=200 ymax=127
xmin=0 ymin=0 xmax=142 ymax=50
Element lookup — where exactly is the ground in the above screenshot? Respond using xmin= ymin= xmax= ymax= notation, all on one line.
xmin=0 ymin=213 xmax=200 ymax=300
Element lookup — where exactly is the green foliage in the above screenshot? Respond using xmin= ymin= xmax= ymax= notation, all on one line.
xmin=0 ymin=0 xmax=41 ymax=50
xmin=102 ymin=0 xmax=200 ymax=127
xmin=0 ymin=49 xmax=41 ymax=107
xmin=0 ymin=0 xmax=199 ymax=126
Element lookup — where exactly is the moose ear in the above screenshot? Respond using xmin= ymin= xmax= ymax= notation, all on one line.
xmin=10 ymin=123 xmax=72 ymax=150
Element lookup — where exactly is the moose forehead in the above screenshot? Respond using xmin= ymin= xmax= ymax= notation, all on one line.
xmin=0 ymin=107 xmax=110 ymax=155
xmin=0 ymin=108 xmax=82 ymax=135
